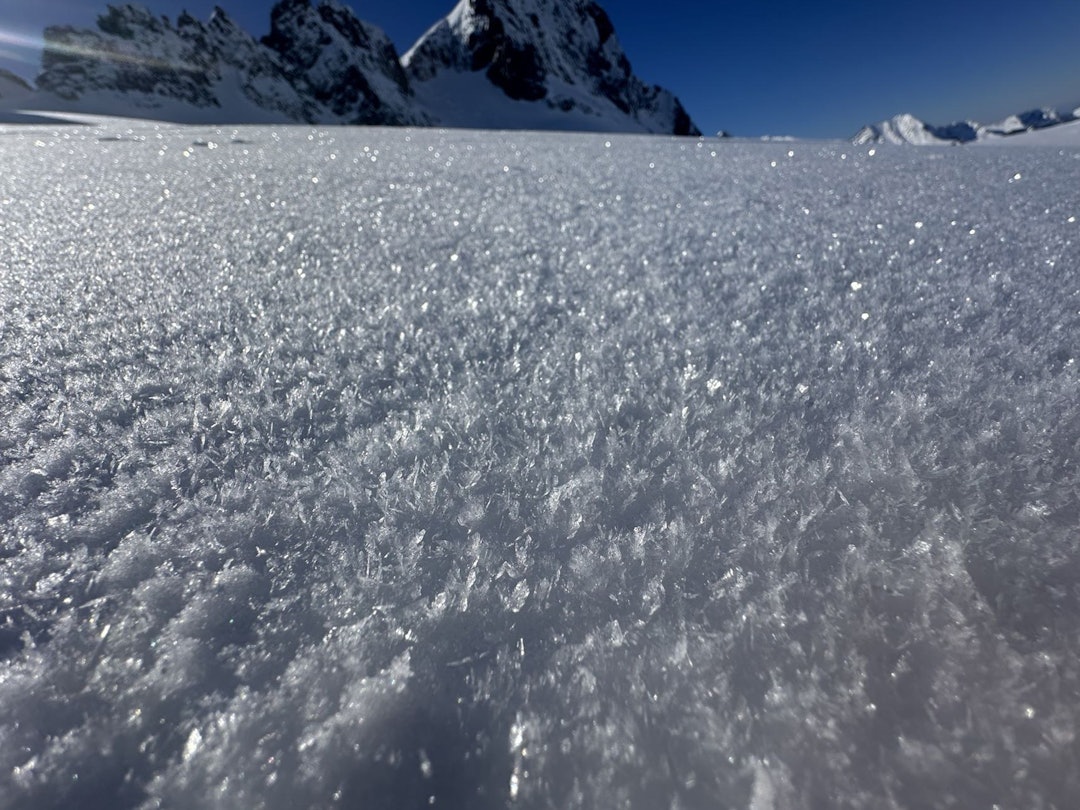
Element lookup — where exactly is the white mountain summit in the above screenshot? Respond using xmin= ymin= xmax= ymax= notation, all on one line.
xmin=853 ymin=108 xmax=1076 ymax=146
xmin=402 ymin=0 xmax=699 ymax=135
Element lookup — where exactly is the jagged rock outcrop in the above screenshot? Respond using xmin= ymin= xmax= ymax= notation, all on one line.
xmin=33 ymin=1 xmax=418 ymax=124
xmin=37 ymin=4 xmax=317 ymax=121
xmin=26 ymin=0 xmax=701 ymax=134
xmin=403 ymin=0 xmax=699 ymax=135
xmin=261 ymin=0 xmax=428 ymax=125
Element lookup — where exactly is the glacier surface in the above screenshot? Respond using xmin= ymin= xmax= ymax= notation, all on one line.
xmin=1 ymin=124 xmax=1079 ymax=809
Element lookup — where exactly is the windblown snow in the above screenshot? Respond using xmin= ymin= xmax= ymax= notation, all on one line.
xmin=1 ymin=122 xmax=1079 ymax=810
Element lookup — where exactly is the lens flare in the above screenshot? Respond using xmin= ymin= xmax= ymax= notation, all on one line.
xmin=0 ymin=28 xmax=44 ymax=66
xmin=0 ymin=25 xmax=195 ymax=74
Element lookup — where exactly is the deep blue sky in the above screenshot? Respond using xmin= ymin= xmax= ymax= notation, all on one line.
xmin=2 ymin=0 xmax=1080 ymax=138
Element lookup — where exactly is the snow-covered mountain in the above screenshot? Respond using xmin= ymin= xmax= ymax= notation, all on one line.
xmin=852 ymin=114 xmax=979 ymax=146
xmin=854 ymin=107 xmax=1078 ymax=146
xmin=402 ymin=0 xmax=699 ymax=135
xmin=262 ymin=0 xmax=428 ymax=125
xmin=976 ymin=117 xmax=1080 ymax=147
xmin=981 ymin=107 xmax=1070 ymax=137
xmin=35 ymin=5 xmax=317 ymax=123
xmin=19 ymin=0 xmax=697 ymax=134
xmin=31 ymin=2 xmax=425 ymax=125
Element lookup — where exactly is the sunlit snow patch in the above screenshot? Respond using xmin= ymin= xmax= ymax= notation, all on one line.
xmin=0 ymin=123 xmax=1078 ymax=809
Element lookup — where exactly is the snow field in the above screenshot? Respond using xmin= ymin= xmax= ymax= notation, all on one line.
xmin=1 ymin=126 xmax=1079 ymax=808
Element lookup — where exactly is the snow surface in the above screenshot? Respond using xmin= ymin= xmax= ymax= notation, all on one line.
xmin=975 ymin=118 xmax=1080 ymax=147
xmin=408 ymin=69 xmax=662 ymax=134
xmin=2 ymin=123 xmax=1080 ymax=810
xmin=7 ymin=84 xmax=302 ymax=127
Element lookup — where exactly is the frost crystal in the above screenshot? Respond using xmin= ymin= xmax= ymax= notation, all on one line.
xmin=1 ymin=122 xmax=1078 ymax=809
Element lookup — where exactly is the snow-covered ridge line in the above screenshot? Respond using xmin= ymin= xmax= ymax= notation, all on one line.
xmin=853 ymin=107 xmax=1079 ymax=146
xmin=14 ymin=0 xmax=699 ymax=135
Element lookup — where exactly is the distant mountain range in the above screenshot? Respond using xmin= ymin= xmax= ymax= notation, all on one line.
xmin=8 ymin=0 xmax=699 ymax=136
xmin=10 ymin=2 xmax=1078 ymax=143
xmin=853 ymin=108 xmax=1079 ymax=146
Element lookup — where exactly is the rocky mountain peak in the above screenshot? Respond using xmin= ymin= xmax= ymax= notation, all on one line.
xmin=404 ymin=0 xmax=699 ymax=135
xmin=37 ymin=3 xmax=312 ymax=119
xmin=95 ymin=4 xmax=168 ymax=39
xmin=262 ymin=0 xmax=424 ymax=124
xmin=25 ymin=0 xmax=701 ymax=135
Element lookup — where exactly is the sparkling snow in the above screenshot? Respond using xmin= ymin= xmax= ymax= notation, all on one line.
xmin=1 ymin=122 xmax=1079 ymax=809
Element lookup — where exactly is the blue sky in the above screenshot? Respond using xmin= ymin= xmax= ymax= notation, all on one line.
xmin=2 ymin=0 xmax=1079 ymax=137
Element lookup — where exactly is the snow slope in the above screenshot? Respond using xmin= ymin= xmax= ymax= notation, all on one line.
xmin=0 ymin=69 xmax=32 ymax=101
xmin=1 ymin=125 xmax=1079 ymax=810
xmin=982 ymin=107 xmax=1070 ymax=137
xmin=975 ymin=117 xmax=1080 ymax=147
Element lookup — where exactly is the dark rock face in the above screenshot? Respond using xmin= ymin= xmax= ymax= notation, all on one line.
xmin=460 ymin=0 xmax=546 ymax=101
xmin=262 ymin=0 xmax=424 ymax=125
xmin=33 ymin=1 xmax=414 ymax=124
xmin=926 ymin=121 xmax=979 ymax=143
xmin=1016 ymin=108 xmax=1067 ymax=130
xmin=404 ymin=0 xmax=701 ymax=136
xmin=672 ymin=101 xmax=696 ymax=138
xmin=40 ymin=6 xmax=202 ymax=106
xmin=95 ymin=4 xmax=162 ymax=39
xmin=485 ymin=42 xmax=547 ymax=102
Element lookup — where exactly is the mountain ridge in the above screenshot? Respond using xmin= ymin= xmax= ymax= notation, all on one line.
xmin=853 ymin=107 xmax=1078 ymax=146
xmin=403 ymin=0 xmax=698 ymax=135
xmin=12 ymin=0 xmax=699 ymax=135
